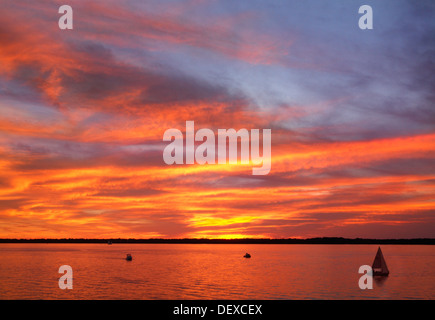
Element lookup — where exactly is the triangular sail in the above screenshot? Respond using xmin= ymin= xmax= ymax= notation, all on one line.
xmin=372 ymin=247 xmax=389 ymax=275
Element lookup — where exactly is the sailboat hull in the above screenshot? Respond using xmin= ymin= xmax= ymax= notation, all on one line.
xmin=373 ymin=271 xmax=389 ymax=276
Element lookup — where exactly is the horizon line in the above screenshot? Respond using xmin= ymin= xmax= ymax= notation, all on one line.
xmin=0 ymin=237 xmax=434 ymax=244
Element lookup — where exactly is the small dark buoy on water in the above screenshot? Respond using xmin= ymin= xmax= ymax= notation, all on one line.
xmin=243 ymin=253 xmax=251 ymax=258
xmin=126 ymin=253 xmax=132 ymax=261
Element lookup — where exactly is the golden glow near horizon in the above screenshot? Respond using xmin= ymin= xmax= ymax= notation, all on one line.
xmin=1 ymin=1 xmax=434 ymax=239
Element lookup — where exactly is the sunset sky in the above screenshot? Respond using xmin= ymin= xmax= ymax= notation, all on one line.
xmin=0 ymin=0 xmax=434 ymax=239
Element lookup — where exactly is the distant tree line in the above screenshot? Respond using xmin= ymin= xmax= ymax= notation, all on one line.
xmin=0 ymin=237 xmax=434 ymax=244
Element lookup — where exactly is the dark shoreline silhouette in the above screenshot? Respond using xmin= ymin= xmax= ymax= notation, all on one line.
xmin=0 ymin=237 xmax=434 ymax=244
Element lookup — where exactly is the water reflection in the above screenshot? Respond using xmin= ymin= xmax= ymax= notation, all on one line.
xmin=0 ymin=244 xmax=433 ymax=299
xmin=374 ymin=276 xmax=388 ymax=287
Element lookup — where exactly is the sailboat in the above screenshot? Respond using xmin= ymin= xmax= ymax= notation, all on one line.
xmin=372 ymin=246 xmax=389 ymax=276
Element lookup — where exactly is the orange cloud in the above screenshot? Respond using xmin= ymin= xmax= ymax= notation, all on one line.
xmin=0 ymin=0 xmax=434 ymax=240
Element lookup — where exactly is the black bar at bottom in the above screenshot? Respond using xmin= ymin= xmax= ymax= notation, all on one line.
xmin=0 ymin=300 xmax=430 ymax=319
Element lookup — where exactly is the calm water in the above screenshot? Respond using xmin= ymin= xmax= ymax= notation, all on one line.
xmin=0 ymin=244 xmax=434 ymax=299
